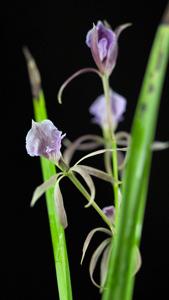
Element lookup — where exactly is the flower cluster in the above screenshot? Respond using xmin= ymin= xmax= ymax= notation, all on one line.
xmin=25 ymin=17 xmax=169 ymax=294
xmin=25 ymin=20 xmax=147 ymax=291
xmin=25 ymin=20 xmax=130 ymax=289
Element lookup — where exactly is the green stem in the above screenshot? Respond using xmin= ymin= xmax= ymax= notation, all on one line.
xmin=102 ymin=75 xmax=120 ymax=220
xmin=68 ymin=171 xmax=114 ymax=233
xmin=33 ymin=90 xmax=73 ymax=300
xmin=112 ymin=138 xmax=119 ymax=213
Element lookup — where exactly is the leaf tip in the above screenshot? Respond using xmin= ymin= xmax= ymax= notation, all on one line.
xmin=161 ymin=2 xmax=169 ymax=24
xmin=23 ymin=46 xmax=42 ymax=99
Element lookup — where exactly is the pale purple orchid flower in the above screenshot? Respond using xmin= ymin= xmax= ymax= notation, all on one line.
xmin=26 ymin=120 xmax=65 ymax=162
xmin=86 ymin=21 xmax=130 ymax=76
xmin=89 ymin=89 xmax=127 ymax=130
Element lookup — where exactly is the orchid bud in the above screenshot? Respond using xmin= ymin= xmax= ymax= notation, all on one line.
xmin=102 ymin=205 xmax=115 ymax=218
xmin=86 ymin=21 xmax=130 ymax=76
xmin=26 ymin=120 xmax=65 ymax=162
xmin=89 ymin=89 xmax=127 ymax=130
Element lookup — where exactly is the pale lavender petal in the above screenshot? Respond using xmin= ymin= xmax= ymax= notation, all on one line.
xmin=105 ymin=41 xmax=118 ymax=74
xmin=97 ymin=21 xmax=115 ymax=48
xmin=86 ymin=27 xmax=93 ymax=47
xmin=89 ymin=89 xmax=127 ymax=129
xmin=111 ymin=90 xmax=127 ymax=123
xmin=89 ymin=94 xmax=106 ymax=125
xmin=90 ymin=25 xmax=105 ymax=73
xmin=26 ymin=120 xmax=65 ymax=162
xmin=98 ymin=38 xmax=108 ymax=61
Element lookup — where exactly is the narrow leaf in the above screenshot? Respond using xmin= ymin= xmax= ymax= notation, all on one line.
xmin=81 ymin=227 xmax=112 ymax=265
xmin=102 ymin=9 xmax=169 ymax=300
xmin=24 ymin=47 xmax=73 ymax=300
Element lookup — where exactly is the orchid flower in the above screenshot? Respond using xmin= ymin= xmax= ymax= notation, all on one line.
xmin=89 ymin=89 xmax=127 ymax=130
xmin=86 ymin=21 xmax=131 ymax=76
xmin=26 ymin=119 xmax=65 ymax=163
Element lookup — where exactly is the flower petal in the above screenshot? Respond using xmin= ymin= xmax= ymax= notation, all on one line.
xmin=76 ymin=165 xmax=114 ymax=183
xmin=89 ymin=90 xmax=127 ymax=129
xmin=89 ymin=238 xmax=111 ymax=288
xmin=115 ymin=131 xmax=131 ymax=147
xmin=72 ymin=165 xmax=96 ymax=207
xmin=26 ymin=120 xmax=64 ymax=162
xmin=30 ymin=173 xmax=61 ymax=207
xmin=151 ymin=141 xmax=169 ymax=151
xmin=105 ymin=39 xmax=118 ymax=75
xmin=57 ymin=68 xmax=101 ymax=104
xmin=115 ymin=23 xmax=132 ymax=38
xmin=74 ymin=148 xmax=128 ymax=166
xmin=81 ymin=227 xmax=112 ymax=265
xmin=133 ymin=246 xmax=142 ymax=276
xmin=63 ymin=134 xmax=103 ymax=165
xmin=54 ymin=176 xmax=68 ymax=229
xmin=100 ymin=244 xmax=111 ymax=292
xmin=90 ymin=25 xmax=105 ymax=73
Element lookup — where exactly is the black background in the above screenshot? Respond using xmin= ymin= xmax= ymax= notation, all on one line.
xmin=2 ymin=1 xmax=169 ymax=299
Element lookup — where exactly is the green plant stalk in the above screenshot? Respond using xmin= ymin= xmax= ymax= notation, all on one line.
xmin=102 ymin=19 xmax=169 ymax=300
xmin=102 ymin=75 xmax=120 ymax=220
xmin=33 ymin=90 xmax=73 ymax=300
xmin=68 ymin=171 xmax=114 ymax=233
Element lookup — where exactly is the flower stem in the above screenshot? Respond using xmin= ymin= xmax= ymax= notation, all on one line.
xmin=102 ymin=75 xmax=120 ymax=221
xmin=68 ymin=171 xmax=114 ymax=233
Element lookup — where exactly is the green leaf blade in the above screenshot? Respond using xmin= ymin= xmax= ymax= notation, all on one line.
xmin=33 ymin=91 xmax=73 ymax=300
xmin=102 ymin=23 xmax=169 ymax=300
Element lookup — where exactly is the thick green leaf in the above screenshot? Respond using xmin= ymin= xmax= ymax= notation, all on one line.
xmin=33 ymin=91 xmax=73 ymax=300
xmin=102 ymin=19 xmax=169 ymax=300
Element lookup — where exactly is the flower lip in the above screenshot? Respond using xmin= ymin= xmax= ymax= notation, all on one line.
xmin=26 ymin=119 xmax=65 ymax=162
